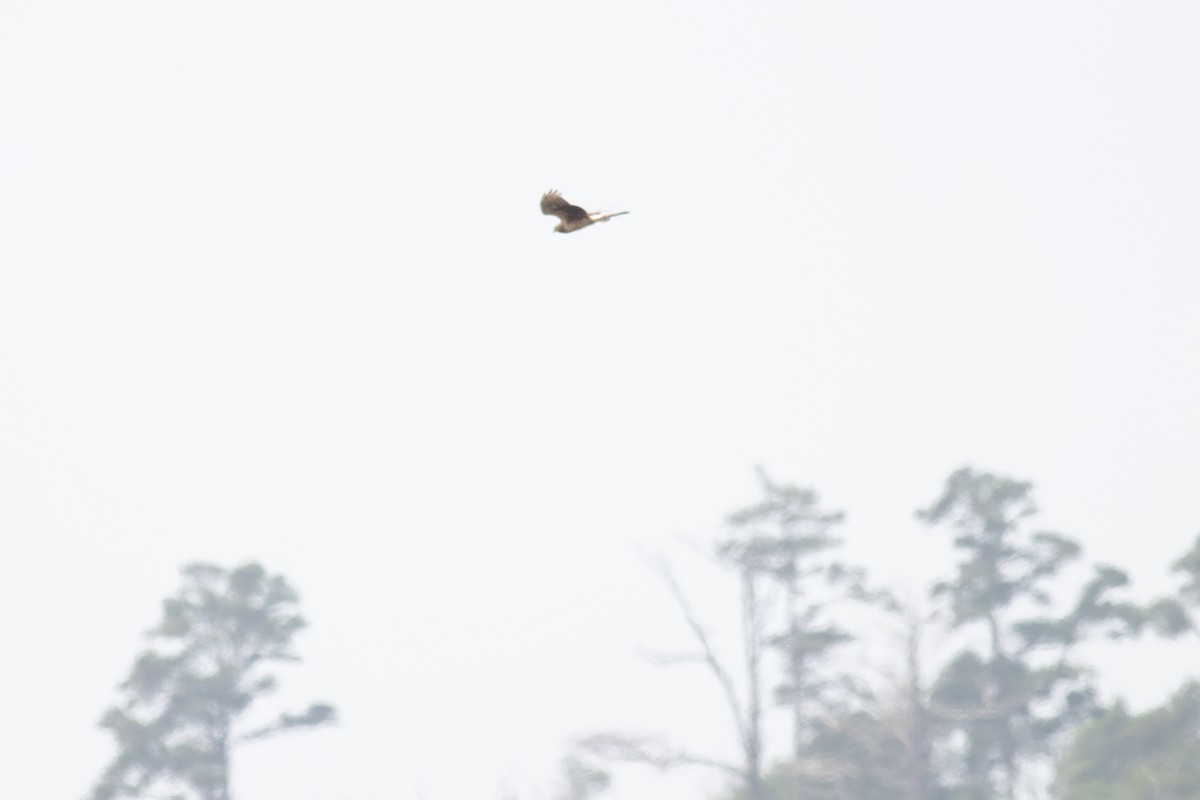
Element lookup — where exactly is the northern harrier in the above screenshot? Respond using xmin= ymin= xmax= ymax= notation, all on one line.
xmin=541 ymin=190 xmax=629 ymax=233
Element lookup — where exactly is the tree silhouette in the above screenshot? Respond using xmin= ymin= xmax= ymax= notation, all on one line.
xmin=919 ymin=467 xmax=1140 ymax=800
xmin=90 ymin=562 xmax=335 ymax=800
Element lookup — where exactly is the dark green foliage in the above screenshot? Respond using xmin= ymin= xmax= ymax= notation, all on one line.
xmin=90 ymin=562 xmax=336 ymax=800
xmin=1057 ymin=683 xmax=1200 ymax=800
xmin=555 ymin=754 xmax=611 ymax=800
xmin=721 ymin=468 xmax=857 ymax=711
xmin=720 ymin=468 xmax=856 ymax=798
xmin=587 ymin=468 xmax=1193 ymax=800
xmin=1149 ymin=533 xmax=1200 ymax=638
xmin=919 ymin=468 xmax=1141 ymax=800
xmin=1172 ymin=534 xmax=1200 ymax=608
xmin=719 ymin=695 xmax=949 ymax=800
xmin=799 ymin=698 xmax=946 ymax=800
xmin=720 ymin=468 xmax=846 ymax=582
xmin=919 ymin=470 xmax=1077 ymax=628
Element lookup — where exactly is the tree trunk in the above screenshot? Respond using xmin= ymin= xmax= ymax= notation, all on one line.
xmin=213 ymin=715 xmax=231 ymax=800
xmin=742 ymin=570 xmax=766 ymax=800
xmin=905 ymin=615 xmax=932 ymax=800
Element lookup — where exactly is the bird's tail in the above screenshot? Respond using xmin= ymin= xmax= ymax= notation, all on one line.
xmin=590 ymin=210 xmax=630 ymax=223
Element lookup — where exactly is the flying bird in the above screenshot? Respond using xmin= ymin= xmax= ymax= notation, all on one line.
xmin=541 ymin=190 xmax=629 ymax=233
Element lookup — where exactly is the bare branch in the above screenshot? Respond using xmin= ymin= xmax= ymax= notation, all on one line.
xmin=652 ymin=557 xmax=750 ymax=750
xmin=634 ymin=648 xmax=707 ymax=667
xmin=577 ymin=733 xmax=744 ymax=780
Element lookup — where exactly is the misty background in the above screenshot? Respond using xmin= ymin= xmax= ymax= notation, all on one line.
xmin=2 ymin=2 xmax=1198 ymax=799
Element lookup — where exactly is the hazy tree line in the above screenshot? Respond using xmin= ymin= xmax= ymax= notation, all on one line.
xmin=578 ymin=467 xmax=1200 ymax=800
xmin=88 ymin=467 xmax=1200 ymax=800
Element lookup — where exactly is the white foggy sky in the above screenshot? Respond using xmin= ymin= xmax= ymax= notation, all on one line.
xmin=2 ymin=2 xmax=1199 ymax=799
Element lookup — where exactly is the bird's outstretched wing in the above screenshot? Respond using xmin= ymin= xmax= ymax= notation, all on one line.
xmin=540 ymin=190 xmax=590 ymax=224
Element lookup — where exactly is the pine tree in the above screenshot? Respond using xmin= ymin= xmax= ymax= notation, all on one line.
xmin=919 ymin=468 xmax=1140 ymax=800
xmin=90 ymin=562 xmax=335 ymax=800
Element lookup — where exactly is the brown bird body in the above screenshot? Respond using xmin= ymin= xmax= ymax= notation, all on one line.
xmin=541 ymin=190 xmax=629 ymax=233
